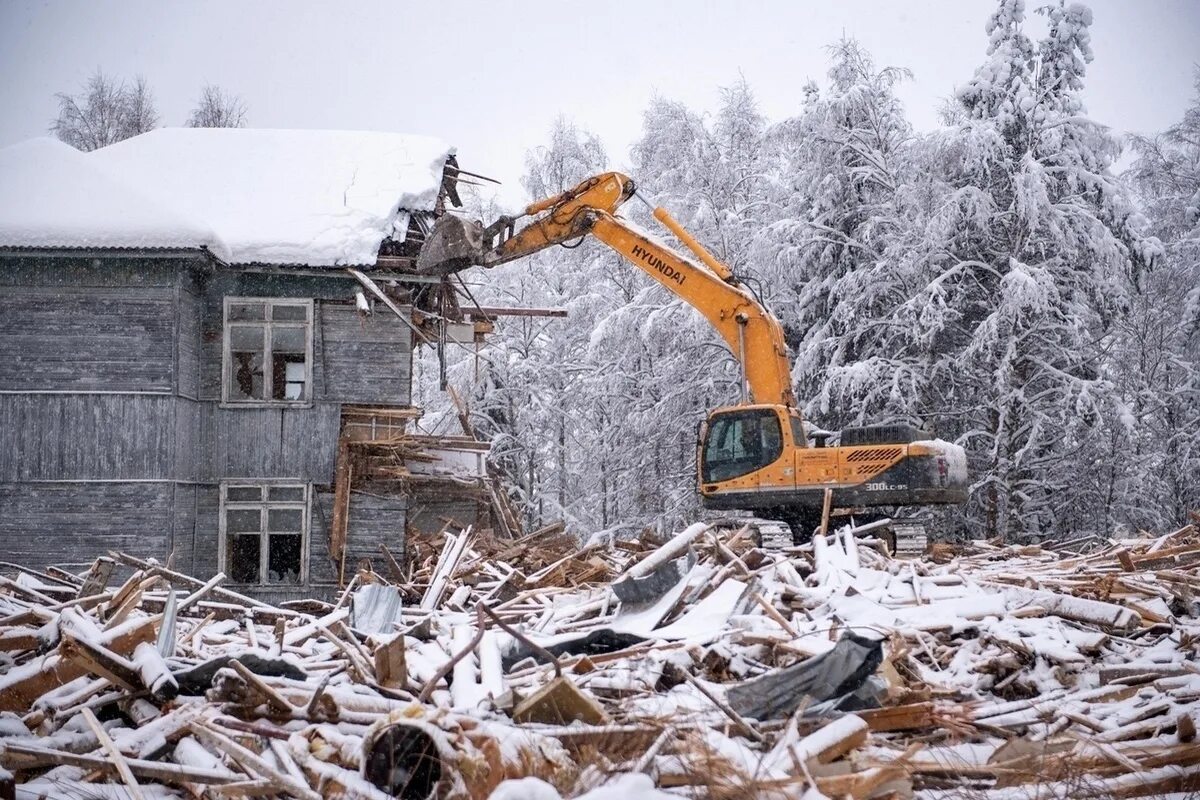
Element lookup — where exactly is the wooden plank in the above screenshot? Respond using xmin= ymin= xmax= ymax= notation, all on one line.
xmin=0 ymin=742 xmax=239 ymax=785
xmin=461 ymin=306 xmax=568 ymax=319
xmin=81 ymin=707 xmax=146 ymax=800
xmin=792 ymin=714 xmax=869 ymax=764
xmin=0 ymin=613 xmax=157 ymax=712
xmin=858 ymin=702 xmax=934 ymax=732
xmin=374 ymin=635 xmax=408 ymax=689
xmin=330 ymin=433 xmax=353 ymax=571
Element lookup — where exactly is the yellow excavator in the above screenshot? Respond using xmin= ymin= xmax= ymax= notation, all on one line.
xmin=416 ymin=172 xmax=968 ymax=543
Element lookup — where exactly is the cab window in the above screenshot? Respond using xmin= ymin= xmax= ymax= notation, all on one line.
xmin=702 ymin=409 xmax=784 ymax=483
xmin=790 ymin=415 xmax=806 ymax=446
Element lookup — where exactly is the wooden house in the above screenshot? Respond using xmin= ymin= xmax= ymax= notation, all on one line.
xmin=0 ymin=130 xmax=495 ymax=601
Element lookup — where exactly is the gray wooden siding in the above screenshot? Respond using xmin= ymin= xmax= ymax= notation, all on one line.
xmin=319 ymin=305 xmax=412 ymax=405
xmin=0 ymin=394 xmax=174 ymax=480
xmin=192 ymin=484 xmax=220 ymax=580
xmin=407 ymin=497 xmax=483 ymax=539
xmin=0 ymin=286 xmax=176 ymax=392
xmin=0 ymin=482 xmax=174 ymax=571
xmin=171 ymin=483 xmax=197 ymax=574
xmin=203 ymin=404 xmax=339 ymax=483
xmin=177 ymin=285 xmax=203 ymax=399
xmin=345 ymin=487 xmax=408 ymax=567
xmin=173 ymin=398 xmax=204 ymax=483
xmin=309 ymin=490 xmax=334 ymax=585
xmin=0 ymin=257 xmax=415 ymax=589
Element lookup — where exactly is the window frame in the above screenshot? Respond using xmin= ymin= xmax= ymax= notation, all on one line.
xmin=221 ymin=297 xmax=315 ymax=407
xmin=217 ymin=481 xmax=310 ymax=586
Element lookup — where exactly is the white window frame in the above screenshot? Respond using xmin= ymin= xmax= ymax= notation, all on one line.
xmin=222 ymin=297 xmax=314 ymax=407
xmin=218 ymin=482 xmax=310 ymax=585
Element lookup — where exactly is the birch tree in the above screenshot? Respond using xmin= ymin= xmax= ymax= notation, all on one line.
xmin=50 ymin=69 xmax=159 ymax=151
xmin=186 ymin=84 xmax=248 ymax=128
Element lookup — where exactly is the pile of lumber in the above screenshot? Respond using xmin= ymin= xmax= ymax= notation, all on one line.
xmin=1 ymin=522 xmax=1198 ymax=799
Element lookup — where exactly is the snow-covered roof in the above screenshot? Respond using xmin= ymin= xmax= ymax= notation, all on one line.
xmin=0 ymin=128 xmax=455 ymax=266
xmin=0 ymin=138 xmax=224 ymax=256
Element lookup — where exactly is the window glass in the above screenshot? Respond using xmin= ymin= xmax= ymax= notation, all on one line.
xmin=226 ymin=508 xmax=262 ymax=534
xmin=227 ymin=486 xmax=263 ymax=502
xmin=228 ymin=302 xmax=266 ymax=321
xmin=271 ymin=326 xmax=306 ymax=353
xmin=701 ymin=409 xmax=784 ymax=483
xmin=228 ymin=534 xmax=261 ymax=583
xmin=268 ymin=508 xmax=303 ymax=532
xmin=224 ymin=299 xmax=311 ymax=403
xmin=222 ymin=483 xmax=307 ymax=585
xmin=272 ymin=304 xmax=308 ymax=321
xmin=790 ymin=416 xmax=806 ymax=446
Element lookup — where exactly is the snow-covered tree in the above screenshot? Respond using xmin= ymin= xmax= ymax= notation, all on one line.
xmin=1117 ymin=70 xmax=1200 ymax=529
xmin=50 ymin=69 xmax=159 ymax=151
xmin=915 ymin=0 xmax=1154 ymax=538
xmin=754 ymin=39 xmax=919 ymax=431
xmin=186 ymin=84 xmax=248 ymax=128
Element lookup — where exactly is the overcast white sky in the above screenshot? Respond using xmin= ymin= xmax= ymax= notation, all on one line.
xmin=2 ymin=0 xmax=1197 ymax=206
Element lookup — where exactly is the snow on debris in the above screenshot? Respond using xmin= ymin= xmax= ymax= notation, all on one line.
xmin=2 ymin=523 xmax=1199 ymax=798
xmin=0 ymin=137 xmax=226 ymax=257
xmin=0 ymin=129 xmax=453 ymax=266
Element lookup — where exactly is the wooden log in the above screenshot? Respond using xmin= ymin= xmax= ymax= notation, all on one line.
xmin=112 ymin=553 xmax=281 ymax=612
xmin=132 ymin=641 xmax=178 ymax=700
xmin=60 ymin=630 xmax=143 ymax=692
xmin=228 ymin=659 xmax=296 ymax=714
xmin=81 ymin=707 xmax=146 ymax=800
xmin=190 ymin=721 xmax=321 ymax=800
xmin=623 ymin=523 xmax=709 ymax=581
xmin=993 ymin=584 xmax=1141 ymax=630
xmin=682 ymin=672 xmax=763 ymax=742
xmin=0 ymin=742 xmax=241 ymax=785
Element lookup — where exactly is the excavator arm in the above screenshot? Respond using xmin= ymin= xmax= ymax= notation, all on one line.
xmin=419 ymin=172 xmax=797 ymax=409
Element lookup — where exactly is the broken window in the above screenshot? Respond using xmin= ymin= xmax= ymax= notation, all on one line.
xmin=220 ymin=483 xmax=308 ymax=584
xmin=223 ymin=298 xmax=313 ymax=403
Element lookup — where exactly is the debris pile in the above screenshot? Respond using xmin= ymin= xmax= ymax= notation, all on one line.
xmin=1 ymin=521 xmax=1199 ymax=799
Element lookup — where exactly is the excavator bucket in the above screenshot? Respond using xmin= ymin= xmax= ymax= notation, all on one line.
xmin=415 ymin=215 xmax=486 ymax=276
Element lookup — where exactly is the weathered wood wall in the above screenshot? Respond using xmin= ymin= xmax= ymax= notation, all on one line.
xmin=0 ymin=394 xmax=173 ymax=480
xmin=0 ymin=255 xmax=415 ymax=592
xmin=0 ymin=286 xmax=176 ymax=391
xmin=0 ymin=482 xmax=175 ymax=571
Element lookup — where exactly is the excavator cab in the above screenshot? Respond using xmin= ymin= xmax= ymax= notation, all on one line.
xmin=698 ymin=404 xmax=969 ymax=540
